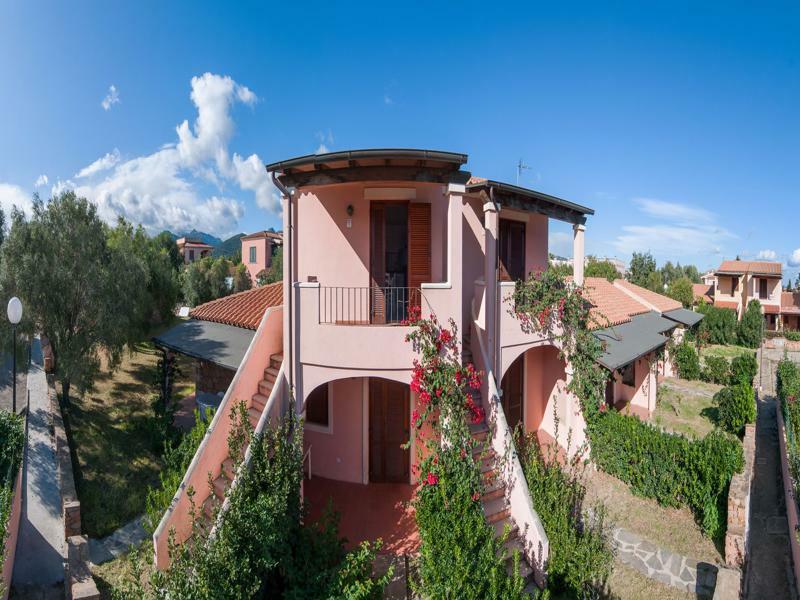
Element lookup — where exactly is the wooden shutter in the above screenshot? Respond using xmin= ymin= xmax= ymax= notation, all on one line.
xmin=370 ymin=204 xmax=386 ymax=324
xmin=407 ymin=203 xmax=431 ymax=308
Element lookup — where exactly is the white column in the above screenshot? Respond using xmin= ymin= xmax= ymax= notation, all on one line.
xmin=572 ymin=224 xmax=586 ymax=286
xmin=484 ymin=202 xmax=499 ymax=378
xmin=446 ymin=183 xmax=465 ymax=338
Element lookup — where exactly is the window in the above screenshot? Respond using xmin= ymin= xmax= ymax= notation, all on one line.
xmin=759 ymin=278 xmax=768 ymax=300
xmin=731 ymin=276 xmax=739 ymax=294
xmin=305 ymin=384 xmax=330 ymax=430
xmin=249 ymin=246 xmax=257 ymax=264
xmin=189 ymin=249 xmax=195 ymax=261
xmin=620 ymin=363 xmax=635 ymax=387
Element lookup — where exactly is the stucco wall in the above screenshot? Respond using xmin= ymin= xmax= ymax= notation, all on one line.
xmin=242 ymin=237 xmax=272 ymax=282
xmin=612 ymin=355 xmax=656 ymax=418
xmin=521 ymin=346 xmax=568 ymax=441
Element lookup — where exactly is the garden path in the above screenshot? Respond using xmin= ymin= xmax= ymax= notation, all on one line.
xmin=11 ymin=337 xmax=64 ymax=597
xmin=744 ymin=347 xmax=794 ymax=599
xmin=88 ymin=514 xmax=148 ymax=565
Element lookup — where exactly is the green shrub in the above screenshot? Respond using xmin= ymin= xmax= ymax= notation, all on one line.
xmin=730 ymin=352 xmax=758 ymax=386
xmin=0 ymin=412 xmax=24 ymax=595
xmin=738 ymin=300 xmax=764 ymax=348
xmin=587 ymin=410 xmax=744 ymax=538
xmin=785 ymin=331 xmax=800 ymax=342
xmin=518 ymin=434 xmax=613 ymax=597
xmin=697 ymin=304 xmax=738 ymax=345
xmin=674 ymin=342 xmax=701 ymax=380
xmin=701 ymin=356 xmax=730 ymax=384
xmin=778 ymin=358 xmax=800 ymax=500
xmin=715 ymin=383 xmax=756 ymax=435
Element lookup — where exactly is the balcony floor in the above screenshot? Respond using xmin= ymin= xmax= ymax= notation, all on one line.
xmin=303 ymin=476 xmax=419 ymax=555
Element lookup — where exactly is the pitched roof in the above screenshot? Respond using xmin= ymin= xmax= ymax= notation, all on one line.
xmin=692 ymin=283 xmax=714 ymax=302
xmin=716 ymin=260 xmax=782 ymax=276
xmin=613 ymin=280 xmax=682 ymax=313
xmin=594 ymin=312 xmax=677 ymax=371
xmin=241 ymin=230 xmax=283 ymax=242
xmin=579 ymin=278 xmax=652 ymax=329
xmin=190 ymin=282 xmax=283 ymax=330
xmin=782 ymin=292 xmax=800 ymax=315
xmin=716 ymin=300 xmax=739 ymax=310
xmin=763 ymin=304 xmax=780 ymax=315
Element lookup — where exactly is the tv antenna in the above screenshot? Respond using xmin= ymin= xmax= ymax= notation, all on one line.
xmin=516 ymin=159 xmax=532 ymax=186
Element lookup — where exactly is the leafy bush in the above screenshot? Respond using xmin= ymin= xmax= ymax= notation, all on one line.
xmin=701 ymin=356 xmax=730 ymax=384
xmin=0 ymin=412 xmax=24 ymax=594
xmin=588 ymin=410 xmax=744 ymax=538
xmin=778 ymin=359 xmax=800 ymax=499
xmin=518 ymin=433 xmax=613 ymax=597
xmin=715 ymin=383 xmax=756 ymax=436
xmin=697 ymin=304 xmax=738 ymax=345
xmin=785 ymin=330 xmax=800 ymax=342
xmin=738 ymin=300 xmax=764 ymax=348
xmin=730 ymin=352 xmax=758 ymax=386
xmin=667 ymin=276 xmax=695 ymax=308
xmin=674 ymin=342 xmax=701 ymax=380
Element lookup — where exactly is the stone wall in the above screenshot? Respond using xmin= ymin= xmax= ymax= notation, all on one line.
xmin=725 ymin=422 xmax=756 ymax=567
xmin=196 ymin=359 xmax=235 ymax=396
xmin=777 ymin=405 xmax=800 ymax=592
xmin=50 ymin=374 xmax=81 ymax=538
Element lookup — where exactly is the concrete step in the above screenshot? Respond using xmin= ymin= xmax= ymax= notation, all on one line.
xmin=202 ymin=494 xmax=219 ymax=520
xmin=270 ymin=352 xmax=283 ymax=366
xmin=264 ymin=366 xmax=280 ymax=382
xmin=222 ymin=457 xmax=235 ymax=480
xmin=248 ymin=407 xmax=260 ymax=429
xmin=257 ymin=379 xmax=274 ymax=396
xmin=482 ymin=477 xmax=505 ymax=501
xmin=492 ymin=518 xmax=518 ymax=540
xmin=482 ymin=496 xmax=509 ymax=524
xmin=470 ymin=421 xmax=490 ymax=441
xmin=252 ymin=391 xmax=269 ymax=409
xmin=212 ymin=474 xmax=228 ymax=500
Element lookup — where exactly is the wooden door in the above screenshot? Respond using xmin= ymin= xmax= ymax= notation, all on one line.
xmin=501 ymin=358 xmax=524 ymax=430
xmin=499 ymin=219 xmax=526 ymax=281
xmin=407 ymin=203 xmax=431 ymax=309
xmin=370 ymin=204 xmax=387 ymax=324
xmin=369 ymin=379 xmax=410 ymax=483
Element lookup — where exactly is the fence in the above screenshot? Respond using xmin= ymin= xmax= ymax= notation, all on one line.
xmin=319 ymin=286 xmax=421 ymax=325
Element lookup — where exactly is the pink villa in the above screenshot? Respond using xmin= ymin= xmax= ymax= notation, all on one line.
xmin=176 ymin=236 xmax=213 ymax=264
xmin=711 ymin=259 xmax=783 ymax=329
xmin=240 ymin=230 xmax=282 ymax=282
xmin=152 ymin=148 xmax=702 ymax=588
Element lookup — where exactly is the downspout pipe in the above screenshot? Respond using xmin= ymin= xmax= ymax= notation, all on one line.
xmin=489 ymin=186 xmax=500 ymax=380
xmin=271 ymin=171 xmax=294 ymax=404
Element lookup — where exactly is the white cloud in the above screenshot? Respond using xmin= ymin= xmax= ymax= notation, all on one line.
xmin=789 ymin=249 xmax=800 ymax=267
xmin=51 ymin=72 xmax=276 ymax=236
xmin=34 ymin=174 xmax=48 ymax=187
xmin=384 ymin=94 xmax=393 ymax=105
xmin=315 ymin=143 xmax=329 ymax=154
xmin=0 ymin=183 xmax=33 ymax=216
xmin=757 ymin=249 xmax=777 ymax=260
xmin=633 ymin=198 xmax=713 ymax=223
xmin=76 ymin=149 xmax=121 ymax=178
xmin=101 ymin=84 xmax=120 ymax=111
xmin=314 ymin=130 xmax=334 ymax=155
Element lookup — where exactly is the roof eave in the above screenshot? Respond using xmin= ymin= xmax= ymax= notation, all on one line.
xmin=467 ymin=179 xmax=593 ymax=225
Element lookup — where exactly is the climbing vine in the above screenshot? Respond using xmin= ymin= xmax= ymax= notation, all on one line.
xmin=404 ymin=307 xmax=527 ymax=598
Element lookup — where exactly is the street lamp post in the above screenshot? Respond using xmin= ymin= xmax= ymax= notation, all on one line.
xmin=7 ymin=297 xmax=22 ymax=414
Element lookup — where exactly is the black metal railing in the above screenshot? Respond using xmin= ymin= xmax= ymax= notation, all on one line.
xmin=319 ymin=286 xmax=422 ymax=325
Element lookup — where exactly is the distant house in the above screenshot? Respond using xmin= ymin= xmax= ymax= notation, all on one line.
xmin=241 ymin=230 xmax=283 ymax=283
xmin=782 ymin=292 xmax=800 ymax=331
xmin=701 ymin=270 xmax=716 ymax=286
xmin=692 ymin=283 xmax=714 ymax=305
xmin=711 ymin=260 xmax=782 ymax=329
xmin=176 ymin=237 xmax=213 ymax=264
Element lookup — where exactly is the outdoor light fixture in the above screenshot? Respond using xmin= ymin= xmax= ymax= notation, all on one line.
xmin=7 ymin=297 xmax=21 ymax=414
xmin=346 ymin=204 xmax=354 ymax=216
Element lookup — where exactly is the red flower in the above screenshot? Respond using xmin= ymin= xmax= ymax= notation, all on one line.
xmin=419 ymin=390 xmax=431 ymax=405
xmin=426 ymin=472 xmax=439 ymax=486
xmin=599 ymin=403 xmax=608 ymax=413
xmin=472 ymin=492 xmax=481 ymax=502
xmin=412 ymin=409 xmax=421 ymax=426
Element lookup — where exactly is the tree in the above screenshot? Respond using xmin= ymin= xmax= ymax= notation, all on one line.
xmin=738 ymin=299 xmax=763 ymax=348
xmin=1 ymin=191 xmax=147 ymax=402
xmin=683 ymin=265 xmax=701 ymax=284
xmin=265 ymin=246 xmax=283 ymax=284
xmin=645 ymin=270 xmax=664 ymax=293
xmin=232 ymin=263 xmax=252 ymax=293
xmin=182 ymin=257 xmax=233 ymax=306
xmin=628 ymin=252 xmax=657 ymax=287
xmin=153 ymin=230 xmax=183 ymax=271
xmin=585 ymin=259 xmax=619 ymax=282
xmin=667 ymin=276 xmax=694 ymax=308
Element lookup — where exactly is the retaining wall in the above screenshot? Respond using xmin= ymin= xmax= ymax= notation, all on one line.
xmin=1 ymin=467 xmax=23 ymax=600
xmin=777 ymin=406 xmax=800 ymax=591
xmin=725 ymin=422 xmax=756 ymax=567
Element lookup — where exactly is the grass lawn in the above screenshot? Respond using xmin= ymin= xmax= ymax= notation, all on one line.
xmin=700 ymin=343 xmax=755 ymax=362
xmin=583 ymin=469 xmax=723 ymax=565
xmin=66 ymin=326 xmax=194 ymax=538
xmin=653 ymin=377 xmax=722 ymax=438
xmin=605 ymin=560 xmax=694 ymax=600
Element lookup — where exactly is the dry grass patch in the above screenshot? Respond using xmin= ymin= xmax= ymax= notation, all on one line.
xmin=66 ymin=331 xmax=194 ymax=538
xmin=606 ymin=559 xmax=695 ymax=600
xmin=583 ymin=469 xmax=723 ymax=565
xmin=653 ymin=377 xmax=722 ymax=438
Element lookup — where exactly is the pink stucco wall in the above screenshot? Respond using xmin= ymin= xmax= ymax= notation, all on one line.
xmin=242 ymin=237 xmax=272 ymax=282
xmin=2 ymin=467 xmax=22 ymax=600
xmin=611 ymin=355 xmax=656 ymax=419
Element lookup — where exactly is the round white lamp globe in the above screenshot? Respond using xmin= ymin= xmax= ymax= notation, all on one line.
xmin=7 ymin=297 xmax=22 ymax=325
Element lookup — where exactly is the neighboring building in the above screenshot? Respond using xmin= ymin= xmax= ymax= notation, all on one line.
xmin=692 ymin=283 xmax=714 ymax=305
xmin=712 ymin=260 xmax=782 ymax=329
xmin=701 ymin=270 xmax=717 ymax=286
xmin=176 ymin=237 xmax=213 ymax=264
xmin=152 ymin=148 xmax=701 ymax=585
xmin=782 ymin=292 xmax=800 ymax=331
xmin=241 ymin=230 xmax=283 ymax=283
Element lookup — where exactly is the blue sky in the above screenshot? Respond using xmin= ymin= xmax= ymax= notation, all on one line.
xmin=1 ymin=2 xmax=799 ymax=281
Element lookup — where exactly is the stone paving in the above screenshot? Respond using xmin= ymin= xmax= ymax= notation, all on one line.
xmin=611 ymin=526 xmax=717 ymax=597
xmin=88 ymin=514 xmax=148 ymax=565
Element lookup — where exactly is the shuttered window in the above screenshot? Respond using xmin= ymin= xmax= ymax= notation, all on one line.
xmin=407 ymin=203 xmax=431 ymax=305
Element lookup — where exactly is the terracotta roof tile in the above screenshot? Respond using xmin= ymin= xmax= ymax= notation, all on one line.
xmin=782 ymin=292 xmax=800 ymax=315
xmin=614 ymin=280 xmax=682 ymax=313
xmin=466 ymin=176 xmax=488 ymax=185
xmin=692 ymin=283 xmax=713 ymax=301
xmin=190 ymin=282 xmax=283 ymax=330
xmin=715 ymin=300 xmax=739 ymax=310
xmin=716 ymin=260 xmax=782 ymax=276
xmin=578 ymin=278 xmax=651 ymax=329
xmin=763 ymin=304 xmax=780 ymax=315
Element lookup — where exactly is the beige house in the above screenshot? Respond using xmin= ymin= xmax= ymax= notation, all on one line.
xmin=176 ymin=237 xmax=213 ymax=264
xmin=713 ymin=260 xmax=782 ymax=330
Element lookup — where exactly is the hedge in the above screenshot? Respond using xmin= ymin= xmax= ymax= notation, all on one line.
xmin=730 ymin=352 xmax=758 ymax=386
xmin=674 ymin=342 xmax=700 ymax=380
xmin=778 ymin=358 xmax=800 ymax=499
xmin=0 ymin=412 xmax=24 ymax=594
xmin=701 ymin=356 xmax=730 ymax=384
xmin=697 ymin=304 xmax=738 ymax=345
xmin=588 ymin=410 xmax=743 ymax=537
xmin=715 ymin=382 xmax=756 ymax=436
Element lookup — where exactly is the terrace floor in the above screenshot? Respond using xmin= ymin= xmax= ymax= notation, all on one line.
xmin=303 ymin=476 xmax=419 ymax=555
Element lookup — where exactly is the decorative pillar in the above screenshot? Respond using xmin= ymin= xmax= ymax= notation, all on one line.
xmin=446 ymin=183 xmax=465 ymax=341
xmin=483 ymin=201 xmax=499 ymax=378
xmin=573 ymin=223 xmax=586 ymax=286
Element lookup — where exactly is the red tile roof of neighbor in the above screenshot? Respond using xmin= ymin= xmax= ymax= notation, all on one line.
xmin=190 ymin=282 xmax=283 ymax=330
xmin=716 ymin=260 xmax=782 ymax=276
xmin=782 ymin=292 xmax=800 ymax=315
xmin=579 ymin=278 xmax=652 ymax=329
xmin=716 ymin=300 xmax=740 ymax=310
xmin=613 ymin=280 xmax=682 ymax=313
xmin=763 ymin=304 xmax=781 ymax=315
xmin=693 ymin=283 xmax=714 ymax=301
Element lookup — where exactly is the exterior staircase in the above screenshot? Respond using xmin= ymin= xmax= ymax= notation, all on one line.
xmin=200 ymin=352 xmax=283 ymax=524
xmin=463 ymin=337 xmax=538 ymax=592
